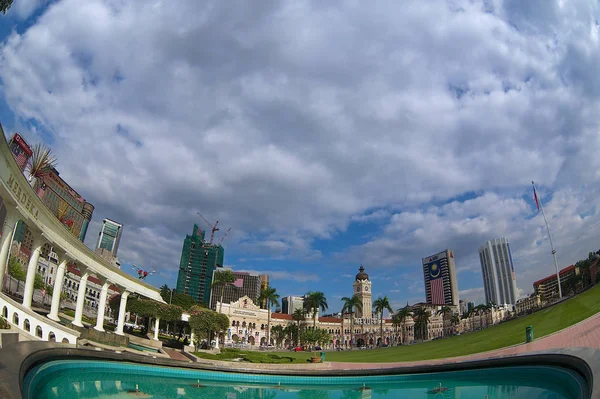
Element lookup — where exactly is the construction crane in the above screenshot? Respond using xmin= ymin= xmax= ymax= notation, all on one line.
xmin=216 ymin=227 xmax=232 ymax=246
xmin=197 ymin=213 xmax=220 ymax=244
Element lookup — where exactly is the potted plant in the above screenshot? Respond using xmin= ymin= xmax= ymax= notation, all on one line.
xmin=300 ymin=328 xmax=331 ymax=363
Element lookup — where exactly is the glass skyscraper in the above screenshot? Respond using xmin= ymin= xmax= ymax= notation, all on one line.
xmin=479 ymin=237 xmax=518 ymax=306
xmin=96 ymin=219 xmax=123 ymax=255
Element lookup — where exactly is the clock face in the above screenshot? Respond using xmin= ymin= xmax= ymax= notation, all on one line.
xmin=365 ymin=286 xmax=369 ymax=291
xmin=356 ymin=287 xmax=360 ymax=292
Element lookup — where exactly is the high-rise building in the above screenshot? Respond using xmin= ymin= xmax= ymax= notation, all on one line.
xmin=96 ymin=219 xmax=123 ymax=255
xmin=422 ymin=249 xmax=459 ymax=306
xmin=209 ymin=269 xmax=263 ymax=310
xmin=478 ymin=237 xmax=518 ymax=306
xmin=282 ymin=296 xmax=305 ymax=315
xmin=32 ymin=167 xmax=95 ymax=242
xmin=8 ymin=133 xmax=32 ymax=172
xmin=176 ymin=224 xmax=224 ymax=305
xmin=352 ymin=265 xmax=372 ymax=319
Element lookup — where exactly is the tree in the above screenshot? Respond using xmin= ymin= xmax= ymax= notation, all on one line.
xmin=299 ymin=327 xmax=331 ymax=358
xmin=304 ymin=291 xmax=328 ymax=328
xmin=412 ymin=307 xmax=431 ymax=341
xmin=373 ymin=296 xmax=393 ymax=346
xmin=396 ymin=305 xmax=412 ymax=345
xmin=7 ymin=256 xmax=25 ymax=293
xmin=34 ymin=273 xmax=45 ymax=290
xmin=170 ymin=292 xmax=198 ymax=311
xmin=341 ymin=295 xmax=362 ymax=348
xmin=211 ymin=269 xmax=236 ymax=313
xmin=1 ymin=0 xmax=13 ymax=15
xmin=270 ymin=324 xmax=286 ymax=348
xmin=188 ymin=305 xmax=229 ymax=349
xmin=450 ymin=314 xmax=460 ymax=335
xmin=159 ymin=284 xmax=171 ymax=302
xmin=26 ymin=143 xmax=58 ymax=184
xmin=436 ymin=305 xmax=453 ymax=336
xmin=257 ymin=285 xmax=279 ymax=346
xmin=291 ymin=308 xmax=306 ymax=346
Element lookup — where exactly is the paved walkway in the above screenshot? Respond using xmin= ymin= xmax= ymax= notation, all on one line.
xmin=327 ymin=313 xmax=600 ymax=370
xmin=163 ymin=348 xmax=192 ymax=362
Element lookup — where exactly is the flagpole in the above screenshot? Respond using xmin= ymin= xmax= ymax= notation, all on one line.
xmin=532 ymin=181 xmax=562 ymax=299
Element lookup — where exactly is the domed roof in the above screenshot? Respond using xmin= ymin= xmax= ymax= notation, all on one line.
xmin=355 ymin=265 xmax=369 ymax=281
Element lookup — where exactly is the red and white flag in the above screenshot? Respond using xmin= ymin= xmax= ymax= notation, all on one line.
xmin=533 ymin=185 xmax=540 ymax=212
xmin=430 ymin=274 xmax=445 ymax=304
xmin=233 ymin=278 xmax=244 ymax=288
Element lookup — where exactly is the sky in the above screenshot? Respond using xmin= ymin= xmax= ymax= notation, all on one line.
xmin=1 ymin=0 xmax=599 ymax=314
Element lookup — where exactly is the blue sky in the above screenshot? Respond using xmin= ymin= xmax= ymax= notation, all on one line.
xmin=1 ymin=0 xmax=600 ymax=314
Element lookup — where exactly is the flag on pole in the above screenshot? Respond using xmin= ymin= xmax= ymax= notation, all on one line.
xmin=233 ymin=278 xmax=244 ymax=288
xmin=533 ymin=184 xmax=540 ymax=211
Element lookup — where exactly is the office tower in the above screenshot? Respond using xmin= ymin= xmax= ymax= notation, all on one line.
xmin=422 ymin=249 xmax=459 ymax=306
xmin=479 ymin=237 xmax=518 ymax=306
xmin=32 ymin=167 xmax=95 ymax=242
xmin=96 ymin=219 xmax=123 ymax=255
xmin=176 ymin=224 xmax=224 ymax=305
xmin=353 ymin=265 xmax=372 ymax=318
xmin=8 ymin=133 xmax=32 ymax=172
xmin=209 ymin=269 xmax=264 ymax=310
xmin=282 ymin=296 xmax=305 ymax=315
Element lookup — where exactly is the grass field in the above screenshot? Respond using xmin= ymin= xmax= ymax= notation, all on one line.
xmin=278 ymin=284 xmax=600 ymax=363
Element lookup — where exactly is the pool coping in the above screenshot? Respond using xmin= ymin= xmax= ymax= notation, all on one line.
xmin=0 ymin=342 xmax=598 ymax=398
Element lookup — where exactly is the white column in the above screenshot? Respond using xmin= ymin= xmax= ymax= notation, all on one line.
xmin=153 ymin=318 xmax=160 ymax=340
xmin=0 ymin=211 xmax=19 ymax=291
xmin=73 ymin=270 xmax=89 ymax=327
xmin=48 ymin=258 xmax=68 ymax=321
xmin=115 ymin=291 xmax=130 ymax=335
xmin=94 ymin=281 xmax=110 ymax=332
xmin=190 ymin=330 xmax=195 ymax=346
xmin=22 ymin=237 xmax=43 ymax=309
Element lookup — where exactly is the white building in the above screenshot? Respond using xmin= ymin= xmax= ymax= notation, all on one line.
xmin=281 ymin=295 xmax=304 ymax=315
xmin=478 ymin=237 xmax=518 ymax=307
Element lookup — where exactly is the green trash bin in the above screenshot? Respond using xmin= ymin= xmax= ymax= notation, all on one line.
xmin=526 ymin=325 xmax=534 ymax=343
xmin=320 ymin=351 xmax=325 ymax=362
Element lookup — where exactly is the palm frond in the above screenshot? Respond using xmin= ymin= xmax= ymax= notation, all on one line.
xmin=26 ymin=143 xmax=58 ymax=180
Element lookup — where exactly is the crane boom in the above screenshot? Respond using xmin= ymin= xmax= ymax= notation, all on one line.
xmin=197 ymin=212 xmax=220 ymax=244
xmin=217 ymin=227 xmax=232 ymax=246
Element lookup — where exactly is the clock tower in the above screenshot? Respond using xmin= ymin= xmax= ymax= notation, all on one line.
xmin=352 ymin=265 xmax=372 ymax=319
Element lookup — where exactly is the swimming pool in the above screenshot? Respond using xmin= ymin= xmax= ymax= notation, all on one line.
xmin=23 ymin=359 xmax=588 ymax=399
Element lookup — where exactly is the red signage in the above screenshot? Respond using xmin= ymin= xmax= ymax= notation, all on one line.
xmin=12 ymin=133 xmax=33 ymax=156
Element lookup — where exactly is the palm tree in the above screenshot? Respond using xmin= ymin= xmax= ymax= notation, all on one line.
xmin=373 ymin=296 xmax=393 ymax=346
xmin=211 ymin=269 xmax=236 ymax=313
xmin=412 ymin=307 xmax=431 ymax=341
xmin=436 ymin=305 xmax=452 ymax=336
xmin=304 ymin=291 xmax=328 ymax=328
xmin=291 ymin=308 xmax=305 ymax=346
xmin=450 ymin=314 xmax=460 ymax=335
xmin=391 ymin=313 xmax=401 ymax=345
xmin=341 ymin=295 xmax=362 ymax=348
xmin=396 ymin=305 xmax=412 ymax=345
xmin=26 ymin=143 xmax=57 ymax=185
xmin=258 ymin=286 xmax=279 ymax=346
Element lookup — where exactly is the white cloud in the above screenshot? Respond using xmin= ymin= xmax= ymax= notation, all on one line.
xmin=0 ymin=0 xmax=599 ymax=305
xmin=236 ymin=269 xmax=320 ymax=284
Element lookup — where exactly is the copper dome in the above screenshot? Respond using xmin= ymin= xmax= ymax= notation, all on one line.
xmin=355 ymin=265 xmax=369 ymax=281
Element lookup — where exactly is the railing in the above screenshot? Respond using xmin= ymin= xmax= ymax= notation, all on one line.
xmin=0 ymin=293 xmax=79 ymax=344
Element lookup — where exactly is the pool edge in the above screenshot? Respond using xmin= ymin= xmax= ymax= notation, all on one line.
xmin=0 ymin=342 xmax=597 ymax=398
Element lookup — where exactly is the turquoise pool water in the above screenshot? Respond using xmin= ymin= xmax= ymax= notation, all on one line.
xmin=23 ymin=359 xmax=587 ymax=399
xmin=127 ymin=343 xmax=159 ymax=353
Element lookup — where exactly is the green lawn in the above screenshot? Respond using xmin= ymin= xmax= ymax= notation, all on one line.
xmin=285 ymin=284 xmax=600 ymax=363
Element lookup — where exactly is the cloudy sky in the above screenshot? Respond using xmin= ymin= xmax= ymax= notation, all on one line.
xmin=1 ymin=0 xmax=599 ymax=312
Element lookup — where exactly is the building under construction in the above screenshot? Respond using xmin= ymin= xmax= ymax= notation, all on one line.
xmin=176 ymin=224 xmax=225 ymax=305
